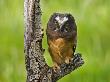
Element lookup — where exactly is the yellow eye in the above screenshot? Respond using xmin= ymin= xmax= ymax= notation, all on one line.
xmin=64 ymin=29 xmax=67 ymax=32
xmin=65 ymin=26 xmax=68 ymax=29
xmin=64 ymin=26 xmax=70 ymax=32
xmin=54 ymin=28 xmax=59 ymax=31
xmin=54 ymin=21 xmax=57 ymax=25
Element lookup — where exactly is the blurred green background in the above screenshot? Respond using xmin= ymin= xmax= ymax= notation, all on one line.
xmin=0 ymin=0 xmax=110 ymax=82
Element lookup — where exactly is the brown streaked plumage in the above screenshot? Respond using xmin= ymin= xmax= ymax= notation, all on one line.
xmin=46 ymin=13 xmax=77 ymax=71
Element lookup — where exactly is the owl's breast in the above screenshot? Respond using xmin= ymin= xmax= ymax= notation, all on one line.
xmin=48 ymin=38 xmax=73 ymax=58
xmin=49 ymin=38 xmax=65 ymax=50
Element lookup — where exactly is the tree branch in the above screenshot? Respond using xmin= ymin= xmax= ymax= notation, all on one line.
xmin=24 ymin=0 xmax=84 ymax=82
xmin=52 ymin=53 xmax=84 ymax=82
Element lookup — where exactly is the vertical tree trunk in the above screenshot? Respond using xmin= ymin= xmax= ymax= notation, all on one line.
xmin=24 ymin=0 xmax=84 ymax=82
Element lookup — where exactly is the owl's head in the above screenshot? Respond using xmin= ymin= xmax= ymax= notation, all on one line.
xmin=47 ymin=13 xmax=77 ymax=33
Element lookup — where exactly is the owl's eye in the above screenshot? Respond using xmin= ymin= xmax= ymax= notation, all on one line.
xmin=63 ymin=24 xmax=70 ymax=32
xmin=53 ymin=21 xmax=60 ymax=31
xmin=65 ymin=26 xmax=70 ymax=32
xmin=54 ymin=28 xmax=59 ymax=31
xmin=64 ymin=28 xmax=68 ymax=32
xmin=54 ymin=21 xmax=58 ymax=25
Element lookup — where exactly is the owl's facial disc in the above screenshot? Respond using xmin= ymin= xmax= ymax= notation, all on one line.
xmin=55 ymin=16 xmax=68 ymax=28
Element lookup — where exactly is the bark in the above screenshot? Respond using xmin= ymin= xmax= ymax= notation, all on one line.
xmin=24 ymin=0 xmax=84 ymax=82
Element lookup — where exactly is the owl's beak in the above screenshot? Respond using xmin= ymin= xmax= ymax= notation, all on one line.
xmin=59 ymin=23 xmax=63 ymax=29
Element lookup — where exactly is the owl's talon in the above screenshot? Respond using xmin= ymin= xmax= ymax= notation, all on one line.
xmin=65 ymin=57 xmax=72 ymax=64
xmin=65 ymin=59 xmax=69 ymax=64
xmin=53 ymin=63 xmax=60 ymax=72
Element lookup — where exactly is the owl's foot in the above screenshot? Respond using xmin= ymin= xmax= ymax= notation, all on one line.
xmin=65 ymin=57 xmax=72 ymax=64
xmin=53 ymin=63 xmax=60 ymax=72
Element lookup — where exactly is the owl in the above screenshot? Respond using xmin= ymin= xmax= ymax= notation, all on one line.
xmin=46 ymin=13 xmax=77 ymax=71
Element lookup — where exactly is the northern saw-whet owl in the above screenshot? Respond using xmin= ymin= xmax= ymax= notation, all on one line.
xmin=46 ymin=13 xmax=77 ymax=71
